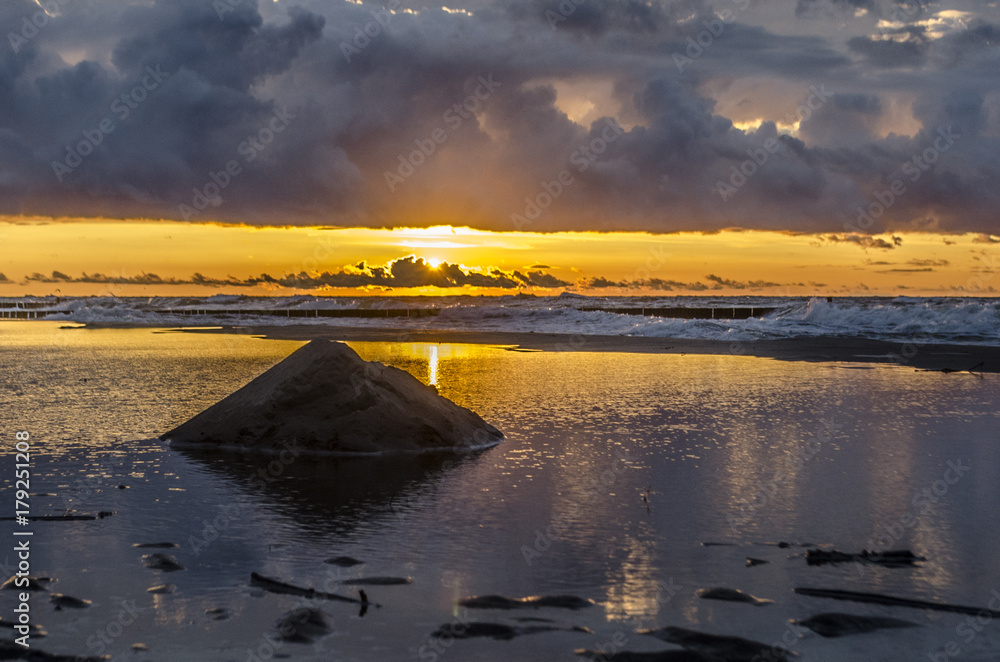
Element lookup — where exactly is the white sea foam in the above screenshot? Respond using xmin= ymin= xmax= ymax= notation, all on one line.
xmin=2 ymin=295 xmax=998 ymax=345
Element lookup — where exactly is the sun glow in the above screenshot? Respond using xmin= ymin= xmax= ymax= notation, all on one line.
xmin=0 ymin=217 xmax=992 ymax=297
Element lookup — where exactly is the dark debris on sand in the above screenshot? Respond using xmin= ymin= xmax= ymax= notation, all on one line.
xmin=324 ymin=556 xmax=364 ymax=567
xmin=793 ymin=612 xmax=918 ymax=638
xmin=49 ymin=594 xmax=91 ymax=610
xmin=0 ymin=639 xmax=108 ymax=661
xmin=795 ymin=587 xmax=1000 ymax=617
xmin=141 ymin=553 xmax=184 ymax=572
xmin=274 ymin=607 xmax=332 ymax=643
xmin=637 ymin=626 xmax=792 ymax=662
xmin=695 ymin=588 xmax=773 ymax=606
xmin=805 ymin=549 xmax=925 ymax=568
xmin=250 ymin=572 xmax=378 ymax=608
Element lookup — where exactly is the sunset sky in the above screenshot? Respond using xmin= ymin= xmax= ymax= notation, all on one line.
xmin=1 ymin=0 xmax=999 ymax=296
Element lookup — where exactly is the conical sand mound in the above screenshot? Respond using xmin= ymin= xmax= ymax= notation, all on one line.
xmin=161 ymin=340 xmax=504 ymax=454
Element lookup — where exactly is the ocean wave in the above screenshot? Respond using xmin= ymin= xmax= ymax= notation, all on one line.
xmin=1 ymin=295 xmax=998 ymax=345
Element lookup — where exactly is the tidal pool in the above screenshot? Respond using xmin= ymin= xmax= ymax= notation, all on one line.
xmin=1 ymin=322 xmax=998 ymax=661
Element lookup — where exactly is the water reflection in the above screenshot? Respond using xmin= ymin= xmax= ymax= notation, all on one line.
xmin=174 ymin=447 xmax=490 ymax=538
xmin=428 ymin=344 xmax=438 ymax=386
xmin=5 ymin=324 xmax=1000 ymax=661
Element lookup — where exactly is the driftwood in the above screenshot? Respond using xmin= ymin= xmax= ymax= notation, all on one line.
xmin=695 ymin=587 xmax=773 ymax=606
xmin=919 ymin=361 xmax=985 ymax=375
xmin=793 ymin=612 xmax=918 ymax=638
xmin=805 ymin=549 xmax=924 ymax=568
xmin=0 ymin=639 xmax=107 ymax=661
xmin=0 ymin=512 xmax=113 ymax=521
xmin=794 ymin=587 xmax=1000 ymax=616
xmin=637 ymin=626 xmax=791 ymax=662
xmin=250 ymin=572 xmax=379 ymax=608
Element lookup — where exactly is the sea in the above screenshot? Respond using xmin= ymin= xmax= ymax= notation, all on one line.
xmin=1 ymin=294 xmax=1000 ymax=345
xmin=0 ymin=302 xmax=998 ymax=661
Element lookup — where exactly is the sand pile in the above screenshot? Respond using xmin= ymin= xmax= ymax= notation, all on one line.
xmin=161 ymin=340 xmax=504 ymax=454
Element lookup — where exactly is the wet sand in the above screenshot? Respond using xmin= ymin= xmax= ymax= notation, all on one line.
xmin=171 ymin=324 xmax=1000 ymax=373
xmin=6 ymin=322 xmax=1000 ymax=661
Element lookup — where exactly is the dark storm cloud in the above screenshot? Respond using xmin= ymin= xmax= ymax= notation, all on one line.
xmin=796 ymin=0 xmax=878 ymax=19
xmin=577 ymin=276 xmax=713 ymax=290
xmin=1 ymin=0 xmax=999 ymax=235
xmin=847 ymin=29 xmax=929 ymax=67
xmin=798 ymin=92 xmax=883 ymax=146
xmin=21 ymin=257 xmax=571 ymax=290
xmin=519 ymin=0 xmax=679 ymax=34
xmin=23 ymin=270 xmax=248 ymax=286
xmin=704 ymin=273 xmax=782 ymax=289
xmin=20 ymin=262 xmax=802 ymax=292
xmin=276 ymin=256 xmax=571 ymax=289
xmin=576 ymin=275 xmax=787 ymax=291
xmin=822 ymin=233 xmax=902 ymax=249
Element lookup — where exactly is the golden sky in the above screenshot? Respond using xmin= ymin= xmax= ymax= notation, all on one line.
xmin=3 ymin=1 xmax=999 ymax=278
xmin=1 ymin=217 xmax=996 ymax=297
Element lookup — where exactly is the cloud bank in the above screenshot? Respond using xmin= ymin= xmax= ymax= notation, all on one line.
xmin=1 ymin=0 xmax=998 ymax=235
xmin=21 ymin=256 xmax=572 ymax=289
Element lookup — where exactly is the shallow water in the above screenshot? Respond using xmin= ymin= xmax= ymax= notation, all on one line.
xmin=1 ymin=322 xmax=999 ymax=661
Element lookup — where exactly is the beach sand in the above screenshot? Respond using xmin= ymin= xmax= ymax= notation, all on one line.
xmin=175 ymin=323 xmax=1000 ymax=373
xmin=3 ymin=322 xmax=1000 ymax=661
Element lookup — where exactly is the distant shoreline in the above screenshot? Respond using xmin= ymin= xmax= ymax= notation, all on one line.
xmin=169 ymin=324 xmax=1000 ymax=373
